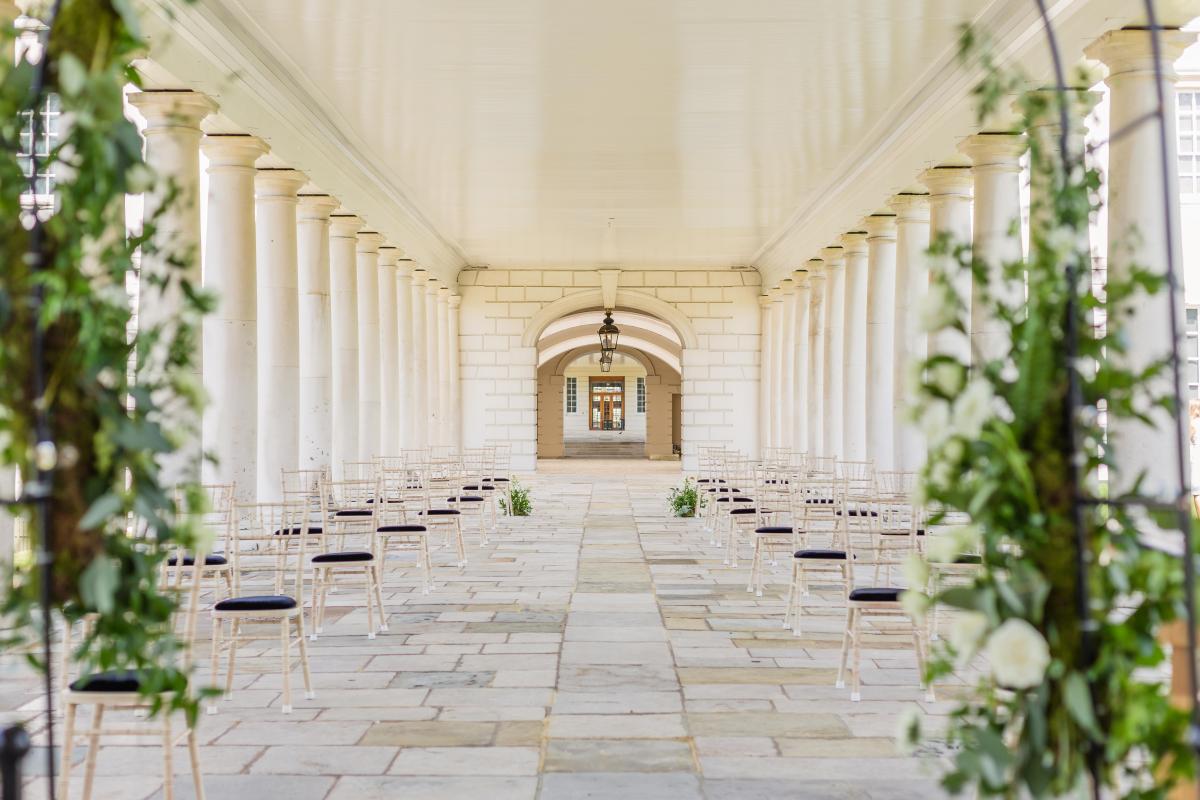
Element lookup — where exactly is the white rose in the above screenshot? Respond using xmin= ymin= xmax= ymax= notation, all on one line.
xmin=984 ymin=618 xmax=1051 ymax=689
xmin=916 ymin=282 xmax=959 ymax=333
xmin=902 ymin=552 xmax=929 ymax=590
xmin=951 ymin=379 xmax=994 ymax=439
xmin=926 ymin=532 xmax=961 ymax=564
xmin=900 ymin=589 xmax=930 ymax=623
xmin=948 ymin=611 xmax=990 ymax=661
xmin=931 ymin=362 xmax=964 ymax=396
xmin=918 ymin=402 xmax=952 ymax=448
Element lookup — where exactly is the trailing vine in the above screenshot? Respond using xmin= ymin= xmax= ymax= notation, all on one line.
xmin=0 ymin=0 xmax=209 ymax=723
xmin=900 ymin=27 xmax=1193 ymax=798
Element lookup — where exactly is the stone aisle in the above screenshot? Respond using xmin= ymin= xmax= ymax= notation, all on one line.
xmin=5 ymin=459 xmax=952 ymax=800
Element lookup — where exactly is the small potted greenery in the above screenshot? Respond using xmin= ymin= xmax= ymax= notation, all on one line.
xmin=668 ymin=477 xmax=705 ymax=517
xmin=498 ymin=478 xmax=532 ymax=516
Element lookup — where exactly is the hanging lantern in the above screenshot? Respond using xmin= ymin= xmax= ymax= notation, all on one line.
xmin=599 ymin=348 xmax=613 ymax=372
xmin=597 ymin=309 xmax=620 ymax=355
xmin=600 ymin=359 xmax=613 ymax=373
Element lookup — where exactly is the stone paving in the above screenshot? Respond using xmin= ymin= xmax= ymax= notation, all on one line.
xmin=4 ymin=459 xmax=957 ymax=799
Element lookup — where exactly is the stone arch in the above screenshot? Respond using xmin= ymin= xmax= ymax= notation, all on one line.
xmin=521 ymin=289 xmax=700 ymax=350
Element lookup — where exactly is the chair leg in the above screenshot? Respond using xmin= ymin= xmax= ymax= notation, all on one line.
xmin=207 ymin=618 xmax=221 ymax=714
xmin=783 ymin=560 xmax=796 ymax=630
xmin=455 ymin=521 xmax=466 ymax=567
xmin=224 ymin=621 xmax=240 ymax=701
xmin=186 ymin=725 xmax=205 ymax=800
xmin=421 ymin=538 xmax=433 ymax=594
xmin=372 ymin=565 xmax=388 ymax=632
xmin=851 ymin=609 xmax=863 ymax=702
xmin=746 ymin=537 xmax=759 ymax=593
xmin=364 ymin=566 xmax=376 ymax=640
xmin=836 ymin=608 xmax=853 ymax=689
xmin=280 ymin=618 xmax=293 ymax=713
xmin=81 ymin=704 xmax=105 ymax=800
xmin=59 ymin=701 xmax=77 ymax=800
xmin=295 ymin=614 xmax=315 ymax=700
xmin=161 ymin=713 xmax=175 ymax=800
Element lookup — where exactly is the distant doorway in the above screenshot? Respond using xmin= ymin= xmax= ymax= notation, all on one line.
xmin=589 ymin=379 xmax=625 ymax=431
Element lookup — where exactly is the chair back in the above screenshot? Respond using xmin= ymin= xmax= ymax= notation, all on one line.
xmin=790 ymin=471 xmax=845 ymax=550
xmin=228 ymin=502 xmax=312 ymax=600
xmin=342 ymin=460 xmax=378 ymax=482
xmin=282 ymin=468 xmax=329 ymax=516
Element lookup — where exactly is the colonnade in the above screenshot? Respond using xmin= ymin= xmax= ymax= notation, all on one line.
xmin=128 ymin=90 xmax=462 ymax=500
xmin=758 ymin=27 xmax=1193 ymax=498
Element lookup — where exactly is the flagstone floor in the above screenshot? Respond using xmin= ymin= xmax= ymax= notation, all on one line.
xmin=6 ymin=459 xmax=957 ymax=799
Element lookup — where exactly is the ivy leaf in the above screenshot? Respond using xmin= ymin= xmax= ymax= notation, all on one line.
xmin=1063 ymin=672 xmax=1102 ymax=740
xmin=79 ymin=556 xmax=120 ymax=615
xmin=78 ymin=491 xmax=121 ymax=530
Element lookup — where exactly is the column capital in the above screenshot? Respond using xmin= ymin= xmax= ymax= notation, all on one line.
xmin=758 ymin=294 xmax=773 ymax=309
xmin=129 ymin=90 xmax=218 ymax=130
xmin=298 ymin=194 xmax=338 ymax=221
xmin=437 ymin=286 xmax=450 ymax=300
xmin=887 ymin=192 xmax=930 ymax=222
xmin=1085 ymin=28 xmax=1196 ymax=81
xmin=255 ymin=168 xmax=307 ymax=199
xmin=959 ymin=132 xmax=1026 ymax=170
xmin=378 ymin=245 xmax=400 ymax=267
xmin=412 ymin=269 xmax=430 ymax=286
xmin=329 ymin=213 xmax=362 ymax=239
xmin=778 ymin=277 xmax=795 ymax=295
xmin=791 ymin=269 xmax=811 ymax=291
xmin=356 ymin=231 xmax=384 ymax=255
xmin=396 ymin=260 xmax=415 ymax=279
xmin=920 ymin=166 xmax=973 ymax=197
xmin=449 ymin=294 xmax=462 ymax=309
xmin=864 ymin=214 xmax=897 ymax=241
xmin=839 ymin=231 xmax=868 ymax=254
xmin=202 ymin=134 xmax=268 ymax=169
xmin=820 ymin=245 xmax=846 ymax=268
xmin=425 ymin=278 xmax=440 ymax=296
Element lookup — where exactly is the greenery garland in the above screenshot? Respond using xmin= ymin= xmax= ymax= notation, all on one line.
xmin=0 ymin=0 xmax=209 ymax=722
xmin=900 ymin=28 xmax=1192 ymax=798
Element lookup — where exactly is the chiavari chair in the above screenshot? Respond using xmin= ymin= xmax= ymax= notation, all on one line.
xmin=312 ymin=478 xmax=387 ymax=639
xmin=784 ymin=471 xmax=851 ymax=635
xmin=376 ymin=459 xmax=434 ymax=593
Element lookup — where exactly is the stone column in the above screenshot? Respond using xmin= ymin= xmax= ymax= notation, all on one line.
xmin=865 ymin=214 xmax=898 ymax=470
xmin=425 ymin=278 xmax=442 ymax=445
xmin=1087 ymin=28 xmax=1197 ymax=496
xmin=255 ymin=168 xmax=306 ymax=501
xmin=200 ymin=134 xmax=265 ymax=499
xmin=792 ymin=270 xmax=812 ymax=454
xmin=128 ymin=90 xmax=216 ymax=485
xmin=758 ymin=294 xmax=773 ymax=453
xmin=807 ymin=260 xmax=827 ymax=456
xmin=329 ymin=214 xmax=362 ymax=472
xmin=355 ymin=231 xmax=383 ymax=458
xmin=961 ymin=133 xmax=1027 ymax=365
xmin=889 ymin=193 xmax=931 ymax=471
xmin=377 ymin=246 xmax=401 ymax=456
xmin=822 ymin=246 xmax=846 ymax=458
xmin=436 ymin=286 xmax=452 ymax=449
xmin=1024 ymin=89 xmax=1099 ymax=244
xmin=395 ymin=261 xmax=415 ymax=449
xmin=409 ymin=270 xmax=430 ymax=449
xmin=778 ymin=279 xmax=796 ymax=450
xmin=841 ymin=232 xmax=869 ymax=462
xmin=922 ymin=166 xmax=974 ymax=366
xmin=770 ymin=288 xmax=788 ymax=448
xmin=297 ymin=194 xmax=338 ymax=472
xmin=448 ymin=294 xmax=462 ymax=450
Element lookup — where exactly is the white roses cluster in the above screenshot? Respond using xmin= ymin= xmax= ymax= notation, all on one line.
xmin=984 ymin=618 xmax=1051 ymax=689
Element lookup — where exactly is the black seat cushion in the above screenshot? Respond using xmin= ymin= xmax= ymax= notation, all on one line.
xmin=70 ymin=670 xmax=140 ymax=693
xmin=756 ymin=526 xmax=793 ymax=534
xmin=448 ymin=495 xmax=485 ymax=503
xmin=462 ymin=485 xmax=496 ymax=492
xmin=804 ymin=498 xmax=834 ymax=505
xmin=167 ymin=554 xmax=228 ymax=566
xmin=729 ymin=507 xmax=758 ymax=515
xmin=697 ymin=478 xmax=726 ymax=484
xmin=378 ymin=524 xmax=428 ymax=533
xmin=794 ymin=548 xmax=848 ymax=560
xmin=420 ymin=509 xmax=461 ymax=516
xmin=763 ymin=479 xmax=789 ymax=485
xmin=881 ymin=528 xmax=925 ymax=536
xmin=848 ymin=587 xmax=902 ymax=602
xmin=334 ymin=509 xmax=372 ymax=517
xmin=312 ymin=550 xmax=374 ymax=563
xmin=274 ymin=526 xmax=324 ymax=536
xmin=838 ymin=509 xmax=880 ymax=517
xmin=214 ymin=595 xmax=297 ymax=612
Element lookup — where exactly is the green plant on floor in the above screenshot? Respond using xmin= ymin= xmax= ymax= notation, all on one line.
xmin=898 ymin=26 xmax=1192 ymax=799
xmin=0 ymin=0 xmax=210 ymax=723
xmin=668 ymin=477 xmax=704 ymax=517
xmin=499 ymin=478 xmax=532 ymax=516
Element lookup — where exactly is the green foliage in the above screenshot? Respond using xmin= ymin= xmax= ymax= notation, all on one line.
xmin=668 ymin=477 xmax=704 ymax=517
xmin=904 ymin=26 xmax=1192 ymax=798
xmin=499 ymin=478 xmax=532 ymax=516
xmin=0 ymin=0 xmax=210 ymax=724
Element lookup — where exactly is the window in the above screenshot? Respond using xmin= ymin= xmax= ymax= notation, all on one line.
xmin=1181 ymin=91 xmax=1200 ymax=195
xmin=565 ymin=376 xmax=577 ymax=413
xmin=636 ymin=377 xmax=646 ymax=413
xmin=1188 ymin=307 xmax=1200 ymax=401
xmin=19 ymin=93 xmax=60 ymax=204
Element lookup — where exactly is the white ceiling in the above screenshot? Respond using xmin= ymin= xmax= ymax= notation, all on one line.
xmin=143 ymin=0 xmax=1171 ymax=284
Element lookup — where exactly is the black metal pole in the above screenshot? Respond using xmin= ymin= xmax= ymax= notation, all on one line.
xmin=0 ymin=724 xmax=31 ymax=800
xmin=19 ymin=3 xmax=64 ymax=799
